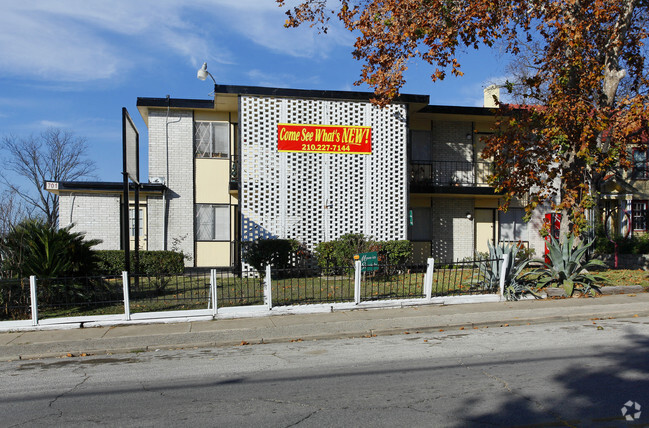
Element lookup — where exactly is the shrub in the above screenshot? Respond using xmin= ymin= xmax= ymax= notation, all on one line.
xmin=476 ymin=241 xmax=536 ymax=301
xmin=593 ymin=223 xmax=649 ymax=255
xmin=95 ymin=250 xmax=185 ymax=275
xmin=533 ymin=235 xmax=607 ymax=296
xmin=315 ymin=233 xmax=374 ymax=268
xmin=241 ymin=239 xmax=302 ymax=274
xmin=314 ymin=235 xmax=413 ymax=271
xmin=0 ymin=219 xmax=100 ymax=278
xmin=379 ymin=240 xmax=412 ymax=265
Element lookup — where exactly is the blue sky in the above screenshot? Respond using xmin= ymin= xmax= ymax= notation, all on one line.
xmin=0 ymin=1 xmax=511 ymax=184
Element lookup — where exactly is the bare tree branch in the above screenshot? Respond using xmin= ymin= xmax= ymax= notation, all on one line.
xmin=0 ymin=128 xmax=96 ymax=227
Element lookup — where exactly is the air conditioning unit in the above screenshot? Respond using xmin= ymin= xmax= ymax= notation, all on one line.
xmin=149 ymin=177 xmax=165 ymax=185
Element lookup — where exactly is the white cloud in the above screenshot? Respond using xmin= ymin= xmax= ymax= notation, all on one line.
xmin=38 ymin=120 xmax=68 ymax=128
xmin=0 ymin=1 xmax=354 ymax=84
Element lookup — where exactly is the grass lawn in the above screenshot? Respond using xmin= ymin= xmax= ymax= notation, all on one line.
xmin=596 ymin=269 xmax=649 ymax=288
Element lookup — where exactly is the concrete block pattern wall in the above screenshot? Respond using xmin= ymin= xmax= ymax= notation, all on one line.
xmin=148 ymin=109 xmax=195 ymax=265
xmin=240 ymin=96 xmax=408 ymax=251
xmin=59 ymin=193 xmax=121 ymax=250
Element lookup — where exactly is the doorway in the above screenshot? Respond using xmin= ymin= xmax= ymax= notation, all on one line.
xmin=475 ymin=208 xmax=495 ymax=253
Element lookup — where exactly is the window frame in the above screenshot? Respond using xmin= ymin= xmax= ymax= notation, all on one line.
xmin=632 ymin=200 xmax=648 ymax=232
xmin=194 ymin=121 xmax=230 ymax=159
xmin=195 ymin=204 xmax=231 ymax=241
xmin=632 ymin=149 xmax=649 ymax=180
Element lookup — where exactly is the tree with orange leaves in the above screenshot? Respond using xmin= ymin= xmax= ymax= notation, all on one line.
xmin=278 ymin=0 xmax=648 ymax=234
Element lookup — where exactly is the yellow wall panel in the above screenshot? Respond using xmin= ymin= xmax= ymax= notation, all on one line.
xmin=195 ymin=158 xmax=230 ymax=204
xmin=196 ymin=241 xmax=231 ymax=267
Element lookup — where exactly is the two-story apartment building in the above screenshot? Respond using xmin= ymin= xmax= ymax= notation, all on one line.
xmin=47 ymin=84 xmax=548 ymax=267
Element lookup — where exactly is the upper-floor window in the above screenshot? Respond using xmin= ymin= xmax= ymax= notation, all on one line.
xmin=194 ymin=122 xmax=229 ymax=158
xmin=411 ymin=130 xmax=432 ymax=162
xmin=632 ymin=200 xmax=647 ymax=232
xmin=632 ymin=149 xmax=649 ymax=180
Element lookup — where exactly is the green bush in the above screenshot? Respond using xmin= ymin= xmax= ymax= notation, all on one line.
xmin=314 ymin=234 xmax=412 ymax=268
xmin=241 ymin=239 xmax=302 ymax=274
xmin=95 ymin=250 xmax=185 ymax=275
xmin=593 ymin=223 xmax=649 ymax=254
xmin=0 ymin=219 xmax=100 ymax=278
xmin=379 ymin=240 xmax=412 ymax=265
xmin=315 ymin=233 xmax=374 ymax=268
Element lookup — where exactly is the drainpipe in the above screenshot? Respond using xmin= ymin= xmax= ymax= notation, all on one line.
xmin=164 ymin=95 xmax=182 ymax=250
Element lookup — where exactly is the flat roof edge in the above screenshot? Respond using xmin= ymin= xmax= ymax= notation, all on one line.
xmin=213 ymin=84 xmax=429 ymax=104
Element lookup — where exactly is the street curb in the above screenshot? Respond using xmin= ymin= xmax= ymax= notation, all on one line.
xmin=4 ymin=308 xmax=648 ymax=362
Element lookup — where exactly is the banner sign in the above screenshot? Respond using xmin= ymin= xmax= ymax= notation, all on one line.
xmin=278 ymin=123 xmax=372 ymax=154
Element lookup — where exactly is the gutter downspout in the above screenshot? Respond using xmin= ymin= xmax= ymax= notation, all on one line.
xmin=164 ymin=95 xmax=182 ymax=250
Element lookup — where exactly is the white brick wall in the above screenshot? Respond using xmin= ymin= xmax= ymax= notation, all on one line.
xmin=148 ymin=109 xmax=195 ymax=265
xmin=431 ymin=198 xmax=474 ymax=262
xmin=59 ymin=192 xmax=121 ymax=250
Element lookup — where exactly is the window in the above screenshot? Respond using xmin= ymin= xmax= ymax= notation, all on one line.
xmin=196 ymin=205 xmax=230 ymax=241
xmin=129 ymin=208 xmax=144 ymax=237
xmin=632 ymin=149 xmax=649 ymax=179
xmin=499 ymin=208 xmax=528 ymax=242
xmin=411 ymin=130 xmax=432 ymax=162
xmin=632 ymin=200 xmax=647 ymax=232
xmin=194 ymin=122 xmax=229 ymax=158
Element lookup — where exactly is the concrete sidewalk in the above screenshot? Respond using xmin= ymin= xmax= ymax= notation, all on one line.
xmin=1 ymin=293 xmax=648 ymax=361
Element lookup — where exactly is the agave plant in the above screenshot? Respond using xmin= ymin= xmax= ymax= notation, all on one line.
xmin=534 ymin=235 xmax=607 ymax=296
xmin=477 ymin=241 xmax=536 ymax=301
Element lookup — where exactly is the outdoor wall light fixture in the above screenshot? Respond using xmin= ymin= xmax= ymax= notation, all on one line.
xmin=197 ymin=62 xmax=216 ymax=84
xmin=466 ymin=212 xmax=473 ymax=220
xmin=465 ymin=133 xmax=473 ymax=140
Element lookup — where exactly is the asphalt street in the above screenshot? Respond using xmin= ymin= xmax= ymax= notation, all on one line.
xmin=2 ymin=316 xmax=648 ymax=427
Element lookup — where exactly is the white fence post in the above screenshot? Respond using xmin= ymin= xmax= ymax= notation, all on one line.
xmin=210 ymin=269 xmax=218 ymax=317
xmin=424 ymin=258 xmax=435 ymax=300
xmin=354 ymin=260 xmax=362 ymax=305
xmin=122 ymin=271 xmax=131 ymax=321
xmin=499 ymin=254 xmax=509 ymax=301
xmin=29 ymin=275 xmax=38 ymax=326
xmin=265 ymin=265 xmax=272 ymax=310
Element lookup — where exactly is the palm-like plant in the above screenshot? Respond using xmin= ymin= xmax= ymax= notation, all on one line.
xmin=534 ymin=235 xmax=607 ymax=296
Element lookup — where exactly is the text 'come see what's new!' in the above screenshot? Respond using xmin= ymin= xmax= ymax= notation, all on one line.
xmin=277 ymin=123 xmax=372 ymax=154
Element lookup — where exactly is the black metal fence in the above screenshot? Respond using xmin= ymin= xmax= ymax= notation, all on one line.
xmin=0 ymin=277 xmax=31 ymax=320
xmin=0 ymin=257 xmax=503 ymax=322
xmin=36 ymin=275 xmax=124 ymax=319
xmin=272 ymin=266 xmax=356 ymax=306
xmin=216 ymin=269 xmax=265 ymax=307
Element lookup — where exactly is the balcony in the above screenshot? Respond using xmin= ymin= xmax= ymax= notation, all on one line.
xmin=409 ymin=160 xmax=498 ymax=194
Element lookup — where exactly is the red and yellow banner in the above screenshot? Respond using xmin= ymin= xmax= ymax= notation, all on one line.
xmin=277 ymin=123 xmax=372 ymax=154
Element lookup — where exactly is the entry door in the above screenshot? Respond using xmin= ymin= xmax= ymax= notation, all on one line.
xmin=475 ymin=208 xmax=495 ymax=253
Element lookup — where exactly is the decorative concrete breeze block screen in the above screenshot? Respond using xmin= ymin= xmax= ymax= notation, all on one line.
xmin=240 ymin=95 xmax=407 ymax=251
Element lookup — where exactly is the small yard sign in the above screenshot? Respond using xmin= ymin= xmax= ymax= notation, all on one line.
xmin=354 ymin=251 xmax=379 ymax=272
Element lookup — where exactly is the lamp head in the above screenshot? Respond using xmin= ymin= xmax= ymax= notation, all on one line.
xmin=197 ymin=62 xmax=209 ymax=81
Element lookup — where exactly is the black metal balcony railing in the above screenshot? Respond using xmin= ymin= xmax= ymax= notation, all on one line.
xmin=409 ymin=160 xmax=492 ymax=187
